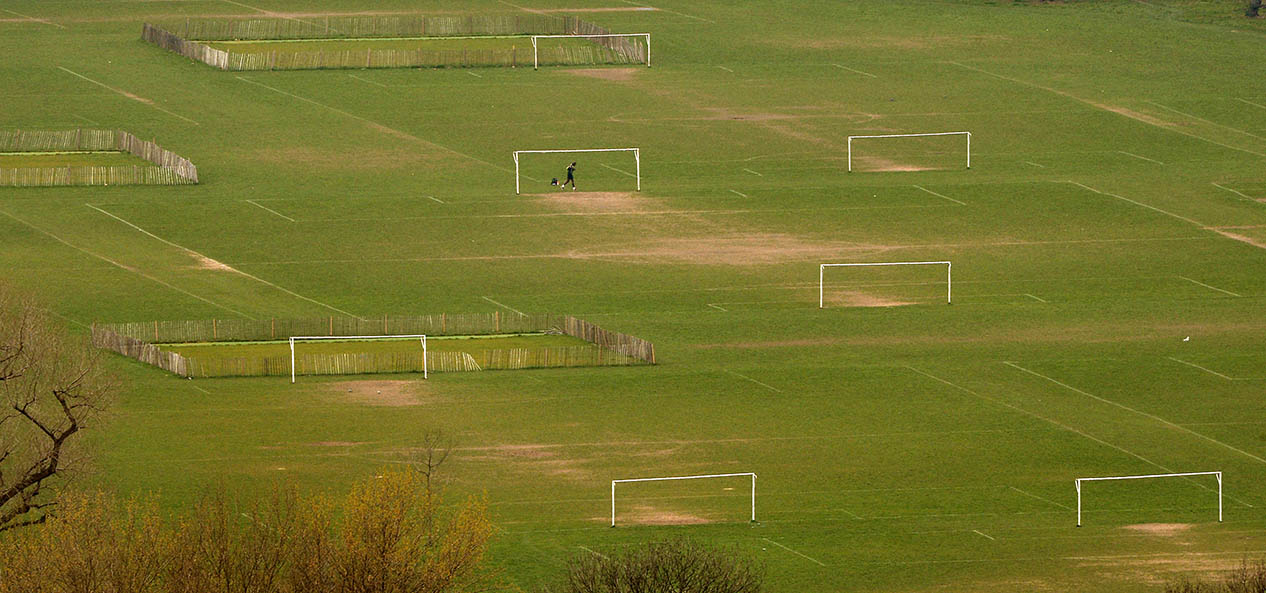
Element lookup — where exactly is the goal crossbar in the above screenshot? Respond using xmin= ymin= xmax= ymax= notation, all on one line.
xmin=820 ymin=261 xmax=951 ymax=307
xmin=610 ymin=472 xmax=756 ymax=527
xmin=531 ymin=33 xmax=650 ymax=69
xmin=513 ymin=148 xmax=640 ymax=194
xmin=1075 ymin=471 xmax=1222 ymax=526
xmin=289 ymin=334 xmax=426 ymax=383
xmin=847 ymin=131 xmax=971 ymax=172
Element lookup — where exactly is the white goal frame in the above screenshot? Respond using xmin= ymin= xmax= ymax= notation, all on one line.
xmin=1075 ymin=471 xmax=1222 ymax=527
xmin=289 ymin=334 xmax=426 ymax=383
xmin=610 ymin=472 xmax=756 ymax=527
xmin=512 ymin=148 xmax=640 ymax=194
xmin=531 ymin=33 xmax=651 ymax=69
xmin=847 ymin=131 xmax=971 ymax=172
xmin=819 ymin=261 xmax=951 ymax=308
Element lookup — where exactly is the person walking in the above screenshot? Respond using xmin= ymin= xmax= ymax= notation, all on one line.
xmin=563 ymin=161 xmax=576 ymax=190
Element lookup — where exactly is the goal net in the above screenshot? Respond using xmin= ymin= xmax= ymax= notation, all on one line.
xmin=513 ymin=148 xmax=640 ymax=194
xmin=531 ymin=33 xmax=650 ymax=69
xmin=611 ymin=472 xmax=756 ymax=527
xmin=847 ymin=132 xmax=971 ymax=172
xmin=1075 ymin=471 xmax=1222 ymax=526
xmin=819 ymin=262 xmax=951 ymax=308
xmin=289 ymin=334 xmax=426 ymax=383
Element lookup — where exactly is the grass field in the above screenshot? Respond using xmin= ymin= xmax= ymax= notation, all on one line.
xmin=161 ymin=333 xmax=594 ymax=359
xmin=3 ymin=0 xmax=1266 ymax=591
xmin=204 ymin=35 xmax=596 ymax=55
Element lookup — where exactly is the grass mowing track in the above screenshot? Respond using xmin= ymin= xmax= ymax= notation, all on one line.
xmin=2 ymin=1 xmax=1266 ymax=592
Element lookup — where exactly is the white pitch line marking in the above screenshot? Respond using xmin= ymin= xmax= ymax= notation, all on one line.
xmin=85 ymin=204 xmax=359 ymax=318
xmin=706 ymin=303 xmax=728 ymax=312
xmin=58 ymin=67 xmax=199 ymax=125
xmin=717 ymin=65 xmax=734 ymax=73
xmin=972 ymin=529 xmax=996 ymax=541
xmin=425 ymin=195 xmax=446 ymax=204
xmin=761 ymin=538 xmax=826 ymax=567
xmin=190 ymin=384 xmax=211 ymax=394
xmin=244 ymin=199 xmax=295 ymax=222
xmin=1004 ymin=361 xmax=1266 ymax=465
xmin=347 ymin=74 xmax=388 ymax=88
xmin=832 ymin=64 xmax=877 ymax=78
xmin=1178 ymin=275 xmax=1242 ymax=297
xmin=73 ymin=114 xmax=101 ymax=125
xmin=1065 ymin=181 xmax=1205 ymax=226
xmin=913 ymin=185 xmax=966 ymax=205
xmin=726 ymin=370 xmax=783 ymax=393
xmin=578 ymin=545 xmax=608 ymax=560
xmin=743 ymin=168 xmax=763 ymax=176
xmin=1235 ymin=98 xmax=1266 ymax=111
xmin=1117 ymin=151 xmax=1164 ymax=165
xmin=728 ymin=189 xmax=748 ymax=198
xmin=1146 ymin=100 xmax=1266 ymax=141
xmin=1212 ymin=182 xmax=1256 ymax=201
xmin=1 ymin=8 xmax=66 ymax=28
xmin=1023 ymin=293 xmax=1048 ymax=303
xmin=481 ymin=296 xmax=526 ymax=317
xmin=466 ymin=71 xmax=483 ymax=78
xmin=1008 ymin=486 xmax=1074 ymax=511
xmin=1167 ymin=357 xmax=1235 ymax=381
xmin=600 ymin=163 xmax=637 ymax=178
xmin=1023 ymin=161 xmax=1046 ymax=168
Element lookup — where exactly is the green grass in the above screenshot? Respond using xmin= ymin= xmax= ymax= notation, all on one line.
xmin=161 ymin=333 xmax=594 ymax=358
xmin=0 ymin=151 xmax=153 ymax=167
xmin=3 ymin=0 xmax=1266 ymax=591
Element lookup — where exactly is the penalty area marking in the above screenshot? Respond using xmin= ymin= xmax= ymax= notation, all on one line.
xmin=1008 ymin=485 xmax=1074 ymax=511
xmin=481 ymin=296 xmax=526 ymax=316
xmin=1212 ymin=182 xmax=1256 ymax=201
xmin=725 ymin=370 xmax=783 ymax=393
xmin=1 ymin=8 xmax=66 ymax=28
xmin=743 ymin=168 xmax=763 ymax=176
xmin=972 ymin=529 xmax=996 ymax=541
xmin=600 ymin=163 xmax=637 ymax=178
xmin=717 ymin=65 xmax=734 ymax=73
xmin=1023 ymin=293 xmax=1048 ymax=303
xmin=244 ymin=199 xmax=295 ymax=222
xmin=1235 ymin=98 xmax=1266 ymax=111
xmin=1166 ymin=357 xmax=1234 ymax=381
xmin=706 ymin=303 xmax=728 ymax=312
xmin=1177 ymin=276 xmax=1242 ymax=297
xmin=728 ymin=189 xmax=748 ymax=198
xmin=1023 ymin=161 xmax=1046 ymax=168
xmin=425 ymin=195 xmax=446 ymax=204
xmin=1117 ymin=151 xmax=1164 ymax=165
xmin=1145 ymin=100 xmax=1266 ymax=141
xmin=913 ymin=185 xmax=966 ymax=205
xmin=832 ymin=64 xmax=877 ymax=78
xmin=761 ymin=538 xmax=826 ymax=566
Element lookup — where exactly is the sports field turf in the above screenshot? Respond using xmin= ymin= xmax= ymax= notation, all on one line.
xmin=161 ymin=333 xmax=593 ymax=359
xmin=203 ymin=36 xmax=593 ymax=55
xmin=3 ymin=1 xmax=1266 ymax=591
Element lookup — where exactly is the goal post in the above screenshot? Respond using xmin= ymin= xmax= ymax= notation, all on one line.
xmin=1075 ymin=471 xmax=1222 ymax=527
xmin=512 ymin=148 xmax=640 ymax=194
xmin=847 ymin=131 xmax=971 ymax=172
xmin=611 ymin=472 xmax=756 ymax=527
xmin=289 ymin=334 xmax=426 ymax=383
xmin=531 ymin=33 xmax=651 ymax=69
xmin=820 ymin=261 xmax=951 ymax=308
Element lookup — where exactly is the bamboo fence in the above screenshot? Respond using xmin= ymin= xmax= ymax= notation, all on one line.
xmin=92 ymin=313 xmax=654 ymax=379
xmin=143 ymin=16 xmax=644 ymax=71
xmin=0 ymin=129 xmax=198 ymax=187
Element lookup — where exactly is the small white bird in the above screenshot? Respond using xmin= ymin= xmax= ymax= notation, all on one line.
xmin=1183 ymin=337 xmax=1190 ymax=342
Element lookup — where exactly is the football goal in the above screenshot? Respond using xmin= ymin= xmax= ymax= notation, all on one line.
xmin=847 ymin=131 xmax=971 ymax=172
xmin=289 ymin=334 xmax=426 ymax=383
xmin=611 ymin=472 xmax=757 ymax=527
xmin=531 ymin=33 xmax=650 ymax=69
xmin=1075 ymin=471 xmax=1222 ymax=527
xmin=512 ymin=148 xmax=640 ymax=194
xmin=819 ymin=261 xmax=951 ymax=308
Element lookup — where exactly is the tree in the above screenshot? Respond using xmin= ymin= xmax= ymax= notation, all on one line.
xmin=557 ymin=537 xmax=764 ymax=593
xmin=0 ymin=287 xmax=115 ymax=532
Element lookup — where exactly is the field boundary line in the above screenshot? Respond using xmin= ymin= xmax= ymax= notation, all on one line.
xmin=1008 ymin=486 xmax=1074 ymax=511
xmin=832 ymin=64 xmax=876 ymax=78
xmin=1145 ymin=100 xmax=1266 ymax=141
xmin=761 ymin=538 xmax=826 ymax=566
xmin=235 ymin=76 xmax=510 ymax=173
xmin=1166 ymin=357 xmax=1235 ymax=381
xmin=1177 ymin=275 xmax=1242 ymax=297
xmin=913 ymin=185 xmax=966 ymax=205
xmin=58 ymin=67 xmax=199 ymax=125
xmin=948 ymin=61 xmax=1266 ymax=158
xmin=1 ymin=8 xmax=66 ymax=28
xmin=1004 ymin=361 xmax=1266 ymax=467
xmin=481 ymin=296 xmax=526 ymax=316
xmin=1212 ymin=182 xmax=1256 ymax=201
xmin=85 ymin=204 xmax=358 ymax=318
xmin=1117 ymin=151 xmax=1163 ymax=165
xmin=725 ymin=370 xmax=783 ymax=393
xmin=0 ymin=208 xmax=253 ymax=318
xmin=244 ymin=199 xmax=295 ymax=222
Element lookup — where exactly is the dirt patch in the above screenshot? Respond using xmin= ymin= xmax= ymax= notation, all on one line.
xmin=566 ymin=68 xmax=640 ymax=82
xmin=191 ymin=253 xmax=236 ymax=272
xmin=1124 ymin=523 xmax=1193 ymax=536
xmin=330 ymin=380 xmax=424 ymax=406
xmin=1087 ymin=102 xmax=1175 ymax=128
xmin=486 ymin=444 xmax=555 ymax=459
xmin=1210 ymin=228 xmax=1266 ymax=250
xmin=566 ymin=233 xmax=893 ymax=265
xmin=618 ymin=506 xmax=711 ymax=525
xmin=538 ymin=191 xmax=651 ymax=213
xmin=537 ymin=7 xmax=660 ymax=12
xmin=827 ymin=291 xmax=913 ymax=308
xmin=851 ymin=156 xmax=936 ymax=172
xmin=1078 ymin=552 xmax=1241 ymax=586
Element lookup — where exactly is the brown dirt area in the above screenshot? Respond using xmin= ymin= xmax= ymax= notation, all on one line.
xmin=851 ymin=156 xmax=936 ymax=172
xmin=825 ymin=291 xmax=914 ymax=308
xmin=538 ymin=191 xmax=652 ymax=213
xmin=1123 ymin=523 xmax=1193 ymax=536
xmin=616 ymin=506 xmax=711 ymax=525
xmin=463 ymin=444 xmax=593 ymax=481
xmin=1077 ymin=551 xmax=1240 ymax=586
xmin=564 ymin=233 xmax=894 ymax=265
xmin=191 ymin=253 xmax=236 ymax=272
xmin=329 ymin=380 xmax=425 ymax=406
xmin=1209 ymin=228 xmax=1266 ymax=250
xmin=566 ymin=68 xmax=640 ymax=82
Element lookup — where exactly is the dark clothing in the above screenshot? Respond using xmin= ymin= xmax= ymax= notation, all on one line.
xmin=566 ymin=165 xmax=575 ymax=180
